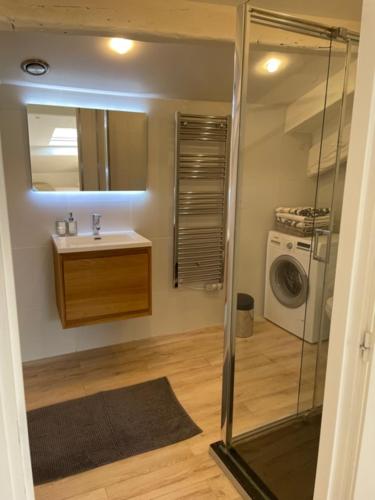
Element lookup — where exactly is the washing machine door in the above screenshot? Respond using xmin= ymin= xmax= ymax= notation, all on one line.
xmin=270 ymin=255 xmax=308 ymax=308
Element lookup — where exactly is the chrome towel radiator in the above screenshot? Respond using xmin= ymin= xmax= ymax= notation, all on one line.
xmin=173 ymin=112 xmax=231 ymax=288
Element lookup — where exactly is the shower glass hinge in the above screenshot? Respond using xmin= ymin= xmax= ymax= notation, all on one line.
xmin=360 ymin=331 xmax=373 ymax=362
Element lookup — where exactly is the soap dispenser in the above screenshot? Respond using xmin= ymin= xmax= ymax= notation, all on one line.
xmin=67 ymin=212 xmax=78 ymax=236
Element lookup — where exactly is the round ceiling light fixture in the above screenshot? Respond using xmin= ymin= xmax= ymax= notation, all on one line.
xmin=109 ymin=38 xmax=134 ymax=55
xmin=21 ymin=59 xmax=50 ymax=76
xmin=265 ymin=57 xmax=282 ymax=73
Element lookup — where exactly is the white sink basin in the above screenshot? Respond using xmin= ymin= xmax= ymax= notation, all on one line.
xmin=52 ymin=231 xmax=152 ymax=253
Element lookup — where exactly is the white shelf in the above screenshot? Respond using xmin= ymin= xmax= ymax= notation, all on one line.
xmin=285 ymin=60 xmax=357 ymax=134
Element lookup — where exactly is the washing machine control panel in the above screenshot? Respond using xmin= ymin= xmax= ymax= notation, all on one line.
xmin=296 ymin=241 xmax=312 ymax=251
xmin=269 ymin=231 xmax=312 ymax=253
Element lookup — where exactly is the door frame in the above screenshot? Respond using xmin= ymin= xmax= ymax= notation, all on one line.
xmin=314 ymin=0 xmax=375 ymax=496
xmin=0 ymin=135 xmax=34 ymax=500
xmin=0 ymin=3 xmax=374 ymax=499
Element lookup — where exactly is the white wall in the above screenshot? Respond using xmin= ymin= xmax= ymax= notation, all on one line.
xmin=0 ymin=84 xmax=230 ymax=362
xmin=310 ymin=116 xmax=348 ymax=232
xmin=0 ymin=135 xmax=34 ymax=499
xmin=234 ymin=104 xmax=316 ymax=316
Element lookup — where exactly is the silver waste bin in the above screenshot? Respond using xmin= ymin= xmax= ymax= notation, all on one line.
xmin=236 ymin=293 xmax=254 ymax=338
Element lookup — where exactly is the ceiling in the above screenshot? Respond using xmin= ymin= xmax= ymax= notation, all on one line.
xmin=27 ymin=105 xmax=76 ymax=147
xmin=0 ymin=0 xmax=362 ymax=48
xmin=0 ymin=32 xmax=235 ymax=102
xmin=193 ymin=0 xmax=362 ymax=22
xmin=0 ymin=29 xmax=347 ymax=104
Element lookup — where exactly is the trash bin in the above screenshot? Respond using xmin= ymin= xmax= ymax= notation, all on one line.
xmin=236 ymin=293 xmax=254 ymax=338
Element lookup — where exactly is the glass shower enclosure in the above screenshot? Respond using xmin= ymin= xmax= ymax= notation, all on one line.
xmin=210 ymin=6 xmax=359 ymax=500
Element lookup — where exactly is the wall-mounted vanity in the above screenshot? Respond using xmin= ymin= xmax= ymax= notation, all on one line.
xmin=26 ymin=104 xmax=148 ymax=191
xmin=52 ymin=231 xmax=152 ymax=328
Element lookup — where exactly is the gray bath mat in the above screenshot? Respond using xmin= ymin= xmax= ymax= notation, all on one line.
xmin=27 ymin=377 xmax=201 ymax=485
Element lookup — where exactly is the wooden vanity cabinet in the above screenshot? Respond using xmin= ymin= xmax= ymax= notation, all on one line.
xmin=53 ymin=246 xmax=152 ymax=328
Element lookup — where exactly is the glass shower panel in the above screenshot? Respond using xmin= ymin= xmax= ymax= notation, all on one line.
xmin=297 ymin=38 xmax=350 ymax=413
xmin=210 ymin=8 xmax=360 ymax=500
xmin=231 ymin=19 xmax=332 ymax=439
xmin=303 ymin=40 xmax=358 ymax=411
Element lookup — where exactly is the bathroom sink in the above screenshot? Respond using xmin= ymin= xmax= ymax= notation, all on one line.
xmin=52 ymin=231 xmax=152 ymax=253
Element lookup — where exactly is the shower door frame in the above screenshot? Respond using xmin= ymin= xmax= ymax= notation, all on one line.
xmin=221 ymin=3 xmax=360 ymax=448
xmin=308 ymin=37 xmax=356 ymax=412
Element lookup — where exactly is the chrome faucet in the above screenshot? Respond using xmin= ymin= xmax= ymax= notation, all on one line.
xmin=92 ymin=213 xmax=101 ymax=236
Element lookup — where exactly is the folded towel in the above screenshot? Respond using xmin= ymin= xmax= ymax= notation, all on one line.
xmin=275 ymin=221 xmax=315 ymax=235
xmin=276 ymin=217 xmax=329 ymax=230
xmin=275 ymin=213 xmax=330 ymax=224
xmin=275 ymin=207 xmax=330 ymax=218
xmin=275 ymin=222 xmax=330 ymax=229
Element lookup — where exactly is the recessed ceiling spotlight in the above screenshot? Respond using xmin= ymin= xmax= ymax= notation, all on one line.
xmin=265 ymin=57 xmax=282 ymax=73
xmin=21 ymin=59 xmax=50 ymax=76
xmin=109 ymin=38 xmax=134 ymax=55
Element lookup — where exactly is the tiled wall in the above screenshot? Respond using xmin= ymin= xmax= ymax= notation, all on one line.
xmin=0 ymin=84 xmax=230 ymax=361
xmin=234 ymin=105 xmax=316 ymax=316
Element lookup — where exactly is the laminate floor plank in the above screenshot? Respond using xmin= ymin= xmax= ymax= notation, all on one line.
xmin=66 ymin=489 xmax=108 ymax=500
xmin=22 ymin=321 xmax=318 ymax=500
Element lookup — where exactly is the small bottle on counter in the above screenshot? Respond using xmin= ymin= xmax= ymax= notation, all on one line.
xmin=55 ymin=220 xmax=67 ymax=236
xmin=67 ymin=212 xmax=78 ymax=236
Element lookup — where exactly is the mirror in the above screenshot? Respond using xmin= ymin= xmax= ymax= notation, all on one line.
xmin=26 ymin=104 xmax=148 ymax=191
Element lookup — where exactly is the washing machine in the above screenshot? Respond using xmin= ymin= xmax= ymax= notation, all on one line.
xmin=264 ymin=230 xmax=338 ymax=343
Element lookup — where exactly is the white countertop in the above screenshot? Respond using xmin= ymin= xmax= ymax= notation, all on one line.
xmin=52 ymin=231 xmax=152 ymax=253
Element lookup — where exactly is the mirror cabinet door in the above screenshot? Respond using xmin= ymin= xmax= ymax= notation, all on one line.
xmin=76 ymin=108 xmax=99 ymax=191
xmin=27 ymin=104 xmax=148 ymax=192
xmin=107 ymin=110 xmax=148 ymax=191
xmin=27 ymin=104 xmax=81 ymax=191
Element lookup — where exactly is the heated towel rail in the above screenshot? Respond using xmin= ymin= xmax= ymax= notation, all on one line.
xmin=173 ymin=112 xmax=231 ymax=288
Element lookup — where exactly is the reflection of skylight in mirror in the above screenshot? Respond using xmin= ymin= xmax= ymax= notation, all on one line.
xmin=49 ymin=127 xmax=77 ymax=146
xmin=48 ymin=147 xmax=78 ymax=156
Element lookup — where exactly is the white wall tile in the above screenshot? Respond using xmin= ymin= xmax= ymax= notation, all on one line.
xmin=18 ymin=306 xmax=76 ymax=360
xmin=1 ymin=84 xmax=229 ymax=361
xmin=151 ymin=237 xmax=174 ymax=293
xmin=234 ymin=105 xmax=317 ymax=316
xmin=12 ymin=246 xmax=55 ymax=312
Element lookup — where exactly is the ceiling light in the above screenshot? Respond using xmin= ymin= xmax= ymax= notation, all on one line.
xmin=109 ymin=38 xmax=134 ymax=55
xmin=265 ymin=58 xmax=282 ymax=73
xmin=21 ymin=59 xmax=50 ymax=76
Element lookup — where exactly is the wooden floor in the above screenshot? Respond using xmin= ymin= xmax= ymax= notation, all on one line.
xmin=23 ymin=320 xmax=320 ymax=500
